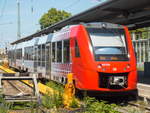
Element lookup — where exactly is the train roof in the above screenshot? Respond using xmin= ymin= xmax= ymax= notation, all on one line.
xmin=37 ymin=35 xmax=48 ymax=45
xmin=11 ymin=0 xmax=150 ymax=45
xmin=46 ymin=34 xmax=53 ymax=43
xmin=25 ymin=38 xmax=37 ymax=47
xmin=16 ymin=43 xmax=23 ymax=49
xmin=83 ymin=22 xmax=124 ymax=29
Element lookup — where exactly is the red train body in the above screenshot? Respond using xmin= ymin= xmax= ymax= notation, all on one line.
xmin=69 ymin=24 xmax=137 ymax=94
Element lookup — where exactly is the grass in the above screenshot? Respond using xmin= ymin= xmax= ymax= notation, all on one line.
xmin=46 ymin=81 xmax=64 ymax=93
xmin=69 ymin=97 xmax=79 ymax=108
xmin=42 ymin=91 xmax=63 ymax=109
xmin=82 ymin=97 xmax=120 ymax=113
xmin=42 ymin=81 xmax=64 ymax=110
xmin=0 ymin=91 xmax=40 ymax=113
xmin=0 ymin=94 xmax=11 ymax=113
xmin=10 ymin=102 xmax=38 ymax=110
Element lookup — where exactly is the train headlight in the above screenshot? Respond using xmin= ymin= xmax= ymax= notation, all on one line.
xmin=113 ymin=67 xmax=117 ymax=71
xmin=126 ymin=64 xmax=130 ymax=69
xmin=97 ymin=64 xmax=102 ymax=69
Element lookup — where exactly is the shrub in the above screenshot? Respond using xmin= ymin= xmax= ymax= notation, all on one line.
xmin=42 ymin=91 xmax=63 ymax=109
xmin=69 ymin=97 xmax=79 ymax=108
xmin=0 ymin=94 xmax=11 ymax=113
xmin=46 ymin=81 xmax=64 ymax=92
xmin=82 ymin=97 xmax=120 ymax=113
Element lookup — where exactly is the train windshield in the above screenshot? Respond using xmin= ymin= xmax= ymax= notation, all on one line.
xmin=87 ymin=28 xmax=129 ymax=61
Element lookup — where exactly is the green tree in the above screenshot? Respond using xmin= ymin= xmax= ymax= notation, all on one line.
xmin=39 ymin=8 xmax=71 ymax=29
xmin=131 ymin=27 xmax=150 ymax=39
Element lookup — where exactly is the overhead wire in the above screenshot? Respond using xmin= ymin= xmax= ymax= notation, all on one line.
xmin=91 ymin=0 xmax=102 ymax=2
xmin=63 ymin=0 xmax=80 ymax=9
xmin=0 ymin=22 xmax=13 ymax=26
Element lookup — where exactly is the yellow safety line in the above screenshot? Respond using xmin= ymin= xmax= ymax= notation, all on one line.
xmin=0 ymin=65 xmax=16 ymax=73
xmin=22 ymin=80 xmax=56 ymax=95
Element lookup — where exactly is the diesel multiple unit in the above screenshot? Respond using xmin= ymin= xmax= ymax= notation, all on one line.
xmin=8 ymin=22 xmax=137 ymax=95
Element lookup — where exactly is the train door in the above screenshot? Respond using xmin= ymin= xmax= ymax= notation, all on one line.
xmin=72 ymin=38 xmax=81 ymax=66
xmin=71 ymin=37 xmax=82 ymax=86
xmin=46 ymin=43 xmax=51 ymax=79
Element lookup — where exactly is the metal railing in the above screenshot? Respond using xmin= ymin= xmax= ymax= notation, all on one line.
xmin=132 ymin=38 xmax=150 ymax=68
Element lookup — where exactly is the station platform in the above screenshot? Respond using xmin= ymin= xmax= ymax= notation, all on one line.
xmin=137 ymin=71 xmax=150 ymax=101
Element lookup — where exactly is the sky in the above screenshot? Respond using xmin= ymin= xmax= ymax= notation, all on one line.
xmin=0 ymin=0 xmax=105 ymax=48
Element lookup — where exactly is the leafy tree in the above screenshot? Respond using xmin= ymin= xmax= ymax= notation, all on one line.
xmin=39 ymin=8 xmax=71 ymax=29
xmin=131 ymin=27 xmax=150 ymax=39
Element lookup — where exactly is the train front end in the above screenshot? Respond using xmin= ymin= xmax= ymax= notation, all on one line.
xmin=72 ymin=22 xmax=137 ymax=96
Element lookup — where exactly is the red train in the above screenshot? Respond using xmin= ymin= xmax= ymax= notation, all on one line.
xmin=8 ymin=22 xmax=137 ymax=96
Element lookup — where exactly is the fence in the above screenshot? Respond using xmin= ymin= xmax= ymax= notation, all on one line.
xmin=132 ymin=38 xmax=150 ymax=68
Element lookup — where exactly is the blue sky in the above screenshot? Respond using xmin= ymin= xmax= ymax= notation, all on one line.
xmin=0 ymin=0 xmax=105 ymax=48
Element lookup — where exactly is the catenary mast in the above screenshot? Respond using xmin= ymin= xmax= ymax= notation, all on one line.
xmin=17 ymin=0 xmax=21 ymax=39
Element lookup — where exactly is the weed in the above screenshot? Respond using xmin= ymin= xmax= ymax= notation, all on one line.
xmin=69 ymin=97 xmax=79 ymax=108
xmin=0 ymin=94 xmax=11 ymax=113
xmin=82 ymin=97 xmax=120 ymax=113
xmin=46 ymin=81 xmax=64 ymax=92
xmin=42 ymin=91 xmax=63 ymax=109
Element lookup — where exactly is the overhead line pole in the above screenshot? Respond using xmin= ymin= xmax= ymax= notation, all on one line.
xmin=17 ymin=0 xmax=21 ymax=39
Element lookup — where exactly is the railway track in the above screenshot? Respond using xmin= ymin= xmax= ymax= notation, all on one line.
xmin=128 ymin=101 xmax=150 ymax=110
xmin=2 ymin=80 xmax=36 ymax=102
xmin=7 ymin=80 xmax=33 ymax=96
xmin=117 ymin=99 xmax=150 ymax=113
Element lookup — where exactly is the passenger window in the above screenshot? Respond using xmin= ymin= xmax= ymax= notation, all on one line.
xmin=46 ymin=44 xmax=50 ymax=62
xmin=38 ymin=45 xmax=41 ymax=65
xmin=57 ymin=41 xmax=62 ymax=62
xmin=63 ymin=40 xmax=70 ymax=63
xmin=42 ymin=44 xmax=45 ymax=66
xmin=75 ymin=40 xmax=80 ymax=57
xmin=52 ymin=42 xmax=56 ymax=62
xmin=24 ymin=47 xmax=28 ymax=60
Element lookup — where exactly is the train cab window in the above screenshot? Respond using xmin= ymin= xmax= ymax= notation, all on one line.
xmin=75 ymin=40 xmax=80 ymax=57
xmin=63 ymin=40 xmax=70 ymax=63
xmin=52 ymin=42 xmax=56 ymax=62
xmin=87 ymin=28 xmax=129 ymax=61
xmin=57 ymin=41 xmax=62 ymax=62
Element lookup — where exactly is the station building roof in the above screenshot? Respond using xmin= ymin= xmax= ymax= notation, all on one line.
xmin=11 ymin=0 xmax=150 ymax=44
